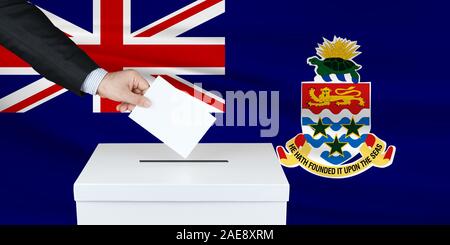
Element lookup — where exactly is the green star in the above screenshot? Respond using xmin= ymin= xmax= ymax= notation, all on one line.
xmin=342 ymin=118 xmax=364 ymax=137
xmin=310 ymin=118 xmax=331 ymax=138
xmin=325 ymin=136 xmax=347 ymax=156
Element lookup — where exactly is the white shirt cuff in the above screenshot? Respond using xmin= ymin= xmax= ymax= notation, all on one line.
xmin=81 ymin=68 xmax=108 ymax=95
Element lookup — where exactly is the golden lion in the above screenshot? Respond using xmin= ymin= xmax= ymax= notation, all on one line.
xmin=308 ymin=86 xmax=365 ymax=107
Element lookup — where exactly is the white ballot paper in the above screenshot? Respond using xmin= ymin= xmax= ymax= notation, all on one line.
xmin=129 ymin=76 xmax=216 ymax=158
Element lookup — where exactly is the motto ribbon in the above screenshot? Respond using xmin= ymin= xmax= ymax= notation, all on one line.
xmin=276 ymin=133 xmax=396 ymax=178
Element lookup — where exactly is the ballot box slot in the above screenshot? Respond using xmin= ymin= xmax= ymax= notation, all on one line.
xmin=139 ymin=160 xmax=228 ymax=164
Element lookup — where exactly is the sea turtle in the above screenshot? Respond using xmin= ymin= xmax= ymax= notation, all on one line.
xmin=308 ymin=56 xmax=361 ymax=82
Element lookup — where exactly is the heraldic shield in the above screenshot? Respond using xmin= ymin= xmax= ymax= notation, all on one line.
xmin=301 ymin=82 xmax=370 ymax=165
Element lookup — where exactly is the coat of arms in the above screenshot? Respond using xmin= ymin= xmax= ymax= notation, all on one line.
xmin=277 ymin=37 xmax=396 ymax=178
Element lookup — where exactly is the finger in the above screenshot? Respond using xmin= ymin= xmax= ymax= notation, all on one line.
xmin=132 ymin=72 xmax=150 ymax=91
xmin=116 ymin=103 xmax=129 ymax=112
xmin=132 ymin=88 xmax=143 ymax=94
xmin=118 ymin=103 xmax=137 ymax=112
xmin=123 ymin=92 xmax=151 ymax=108
xmin=126 ymin=104 xmax=136 ymax=111
xmin=120 ymin=103 xmax=136 ymax=112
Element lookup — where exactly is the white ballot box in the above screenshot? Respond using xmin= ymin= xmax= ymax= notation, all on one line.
xmin=74 ymin=143 xmax=290 ymax=225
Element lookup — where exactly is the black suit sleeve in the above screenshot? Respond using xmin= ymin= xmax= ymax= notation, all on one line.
xmin=0 ymin=0 xmax=99 ymax=95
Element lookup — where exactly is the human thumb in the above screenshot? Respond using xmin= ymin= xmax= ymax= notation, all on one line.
xmin=123 ymin=91 xmax=151 ymax=108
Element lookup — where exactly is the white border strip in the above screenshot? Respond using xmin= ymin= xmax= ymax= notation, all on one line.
xmin=93 ymin=95 xmax=101 ymax=113
xmin=0 ymin=68 xmax=38 ymax=75
xmin=127 ymin=67 xmax=225 ymax=75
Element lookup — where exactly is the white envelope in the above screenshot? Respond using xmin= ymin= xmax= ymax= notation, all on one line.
xmin=129 ymin=76 xmax=216 ymax=158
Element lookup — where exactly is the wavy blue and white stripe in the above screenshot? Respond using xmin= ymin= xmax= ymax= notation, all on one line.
xmin=314 ymin=74 xmax=358 ymax=83
xmin=301 ymin=109 xmax=371 ymax=165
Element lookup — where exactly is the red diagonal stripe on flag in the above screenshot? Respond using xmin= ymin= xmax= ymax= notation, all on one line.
xmin=135 ymin=0 xmax=222 ymax=37
xmin=1 ymin=84 xmax=63 ymax=112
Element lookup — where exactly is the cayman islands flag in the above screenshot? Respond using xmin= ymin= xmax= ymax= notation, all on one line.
xmin=277 ymin=37 xmax=396 ymax=178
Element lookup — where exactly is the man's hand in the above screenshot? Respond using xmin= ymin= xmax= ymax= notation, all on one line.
xmin=97 ymin=70 xmax=151 ymax=112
